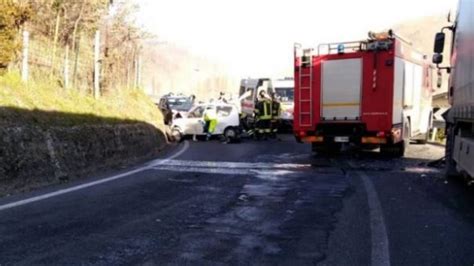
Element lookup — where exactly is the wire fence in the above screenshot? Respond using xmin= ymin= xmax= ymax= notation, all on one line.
xmin=15 ymin=27 xmax=142 ymax=98
xmin=16 ymin=28 xmax=96 ymax=93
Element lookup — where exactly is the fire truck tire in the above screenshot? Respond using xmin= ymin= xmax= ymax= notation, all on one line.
xmin=380 ymin=141 xmax=405 ymax=157
xmin=312 ymin=144 xmax=326 ymax=154
xmin=312 ymin=143 xmax=340 ymax=156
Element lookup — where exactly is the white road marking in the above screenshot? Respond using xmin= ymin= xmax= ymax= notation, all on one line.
xmin=351 ymin=164 xmax=391 ymax=266
xmin=150 ymin=159 xmax=310 ymax=170
xmin=155 ymin=165 xmax=248 ymax=176
xmin=0 ymin=141 xmax=190 ymax=212
xmin=152 ymin=164 xmax=298 ymax=180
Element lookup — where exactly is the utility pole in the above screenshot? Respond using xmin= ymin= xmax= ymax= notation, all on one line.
xmin=94 ymin=30 xmax=100 ymax=99
xmin=21 ymin=31 xmax=29 ymax=82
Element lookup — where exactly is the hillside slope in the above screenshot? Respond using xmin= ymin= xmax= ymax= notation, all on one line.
xmin=0 ymin=72 xmax=163 ymax=128
xmin=393 ymin=14 xmax=452 ymax=94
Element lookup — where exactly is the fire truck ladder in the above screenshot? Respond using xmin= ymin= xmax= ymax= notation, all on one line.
xmin=296 ymin=45 xmax=313 ymax=127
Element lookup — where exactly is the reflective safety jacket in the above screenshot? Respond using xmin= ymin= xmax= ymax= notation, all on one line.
xmin=272 ymin=101 xmax=281 ymax=119
xmin=203 ymin=108 xmax=217 ymax=121
xmin=255 ymin=99 xmax=272 ymax=120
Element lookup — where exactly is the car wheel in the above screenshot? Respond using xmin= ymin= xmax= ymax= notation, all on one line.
xmin=224 ymin=127 xmax=238 ymax=142
xmin=171 ymin=128 xmax=183 ymax=143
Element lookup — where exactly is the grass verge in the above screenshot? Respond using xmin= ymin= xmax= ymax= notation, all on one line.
xmin=0 ymin=72 xmax=163 ymax=128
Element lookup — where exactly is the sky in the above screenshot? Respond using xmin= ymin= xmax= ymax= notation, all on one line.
xmin=135 ymin=0 xmax=457 ymax=78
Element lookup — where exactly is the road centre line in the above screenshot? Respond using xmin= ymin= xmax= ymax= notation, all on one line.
xmin=150 ymin=159 xmax=310 ymax=170
xmin=0 ymin=141 xmax=190 ymax=212
xmin=151 ymin=164 xmax=297 ymax=179
xmin=349 ymin=162 xmax=391 ymax=266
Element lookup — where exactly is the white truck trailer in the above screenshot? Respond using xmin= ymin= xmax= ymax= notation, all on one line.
xmin=433 ymin=0 xmax=474 ymax=180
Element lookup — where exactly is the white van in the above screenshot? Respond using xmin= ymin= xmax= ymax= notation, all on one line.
xmin=272 ymin=78 xmax=294 ymax=128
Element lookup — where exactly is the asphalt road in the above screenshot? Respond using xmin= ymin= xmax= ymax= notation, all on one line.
xmin=0 ymin=135 xmax=473 ymax=265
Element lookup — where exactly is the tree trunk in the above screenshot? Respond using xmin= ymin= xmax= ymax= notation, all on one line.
xmin=50 ymin=9 xmax=62 ymax=76
xmin=71 ymin=0 xmax=85 ymax=52
xmin=72 ymin=32 xmax=81 ymax=88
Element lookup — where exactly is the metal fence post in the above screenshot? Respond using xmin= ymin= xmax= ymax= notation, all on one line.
xmin=94 ymin=30 xmax=100 ymax=99
xmin=21 ymin=31 xmax=29 ymax=82
xmin=137 ymin=54 xmax=142 ymax=88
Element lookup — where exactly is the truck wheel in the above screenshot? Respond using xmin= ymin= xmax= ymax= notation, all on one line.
xmin=394 ymin=140 xmax=406 ymax=157
xmin=383 ymin=121 xmax=409 ymax=157
xmin=312 ymin=143 xmax=340 ymax=156
xmin=380 ymin=141 xmax=405 ymax=157
xmin=312 ymin=143 xmax=326 ymax=155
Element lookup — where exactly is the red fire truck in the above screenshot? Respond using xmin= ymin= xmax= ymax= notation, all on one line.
xmin=293 ymin=31 xmax=433 ymax=157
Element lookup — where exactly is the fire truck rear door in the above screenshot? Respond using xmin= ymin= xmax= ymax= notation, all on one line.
xmin=321 ymin=58 xmax=362 ymax=120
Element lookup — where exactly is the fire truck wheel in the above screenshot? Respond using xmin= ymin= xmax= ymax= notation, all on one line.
xmin=380 ymin=141 xmax=405 ymax=158
xmin=312 ymin=143 xmax=340 ymax=156
xmin=312 ymin=144 xmax=326 ymax=154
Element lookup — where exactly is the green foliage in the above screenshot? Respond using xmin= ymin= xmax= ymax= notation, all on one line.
xmin=0 ymin=0 xmax=31 ymax=71
xmin=0 ymin=71 xmax=164 ymax=128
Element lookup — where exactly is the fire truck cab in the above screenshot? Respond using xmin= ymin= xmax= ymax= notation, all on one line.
xmin=294 ymin=30 xmax=433 ymax=157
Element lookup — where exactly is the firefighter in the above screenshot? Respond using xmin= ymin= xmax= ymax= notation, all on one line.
xmin=254 ymin=90 xmax=272 ymax=140
xmin=271 ymin=92 xmax=282 ymax=137
xmin=203 ymin=105 xmax=218 ymax=141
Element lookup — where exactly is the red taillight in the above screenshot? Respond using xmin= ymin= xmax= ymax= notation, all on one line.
xmin=299 ymin=131 xmax=307 ymax=137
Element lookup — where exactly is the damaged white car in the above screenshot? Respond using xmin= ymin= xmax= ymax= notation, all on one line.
xmin=171 ymin=103 xmax=241 ymax=142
